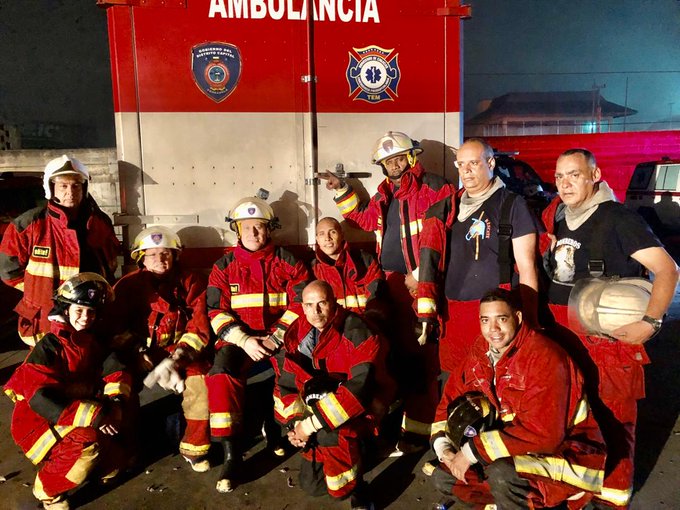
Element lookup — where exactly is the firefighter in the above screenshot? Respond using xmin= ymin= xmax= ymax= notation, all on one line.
xmin=206 ymin=196 xmax=310 ymax=493
xmin=320 ymin=131 xmax=454 ymax=452
xmin=4 ymin=273 xmax=132 ymax=510
xmin=107 ymin=226 xmax=212 ymax=472
xmin=417 ymin=137 xmax=540 ymax=379
xmin=430 ymin=288 xmax=606 ymax=510
xmin=0 ymin=155 xmax=120 ymax=346
xmin=277 ymin=280 xmax=394 ymax=510
xmin=541 ymin=148 xmax=679 ymax=509
xmin=312 ymin=217 xmax=389 ymax=324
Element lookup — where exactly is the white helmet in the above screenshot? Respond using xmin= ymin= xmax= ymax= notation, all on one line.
xmin=226 ymin=196 xmax=279 ymax=233
xmin=43 ymin=155 xmax=90 ymax=200
xmin=371 ymin=131 xmax=423 ymax=166
xmin=131 ymin=226 xmax=182 ymax=263
xmin=568 ymin=277 xmax=652 ymax=336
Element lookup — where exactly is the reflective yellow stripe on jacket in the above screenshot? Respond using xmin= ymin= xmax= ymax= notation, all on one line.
xmin=26 ymin=425 xmax=76 ymax=464
xmin=231 ymin=292 xmax=287 ymax=309
xmin=400 ymin=219 xmax=423 ymax=239
xmin=210 ymin=312 xmax=236 ymax=334
xmin=514 ymin=455 xmax=604 ymax=493
xmin=274 ymin=395 xmax=305 ymax=421
xmin=318 ymin=393 xmax=350 ymax=429
xmin=326 ymin=463 xmax=358 ymax=492
xmin=25 ymin=259 xmax=79 ymax=281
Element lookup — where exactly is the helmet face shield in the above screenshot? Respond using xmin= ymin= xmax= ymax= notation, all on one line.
xmin=371 ymin=131 xmax=423 ymax=166
xmin=131 ymin=226 xmax=183 ymax=263
xmin=445 ymin=392 xmax=497 ymax=451
xmin=43 ymin=155 xmax=90 ymax=200
xmin=55 ymin=272 xmax=113 ymax=309
xmin=227 ymin=196 xmax=279 ymax=234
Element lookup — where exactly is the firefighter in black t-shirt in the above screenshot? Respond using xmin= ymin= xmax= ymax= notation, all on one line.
xmin=541 ymin=148 xmax=679 ymax=509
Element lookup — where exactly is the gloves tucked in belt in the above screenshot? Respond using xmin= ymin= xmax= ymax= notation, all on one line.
xmin=143 ymin=357 xmax=185 ymax=394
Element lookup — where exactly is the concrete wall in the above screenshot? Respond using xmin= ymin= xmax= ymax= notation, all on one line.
xmin=0 ymin=148 xmax=119 ymax=218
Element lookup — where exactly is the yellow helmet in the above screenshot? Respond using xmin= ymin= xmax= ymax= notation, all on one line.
xmin=226 ymin=196 xmax=279 ymax=233
xmin=130 ymin=226 xmax=182 ymax=263
xmin=371 ymin=131 xmax=423 ymax=166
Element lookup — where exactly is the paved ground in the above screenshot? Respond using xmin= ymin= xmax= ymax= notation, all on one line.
xmin=0 ymin=283 xmax=678 ymax=509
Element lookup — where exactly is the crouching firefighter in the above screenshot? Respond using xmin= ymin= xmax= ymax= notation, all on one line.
xmin=430 ymin=289 xmax=606 ymax=510
xmin=107 ymin=226 xmax=212 ymax=472
xmin=4 ymin=273 xmax=132 ymax=510
xmin=275 ymin=281 xmax=395 ymax=510
xmin=205 ymin=196 xmax=310 ymax=493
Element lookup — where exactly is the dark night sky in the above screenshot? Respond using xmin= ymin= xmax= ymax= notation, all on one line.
xmin=462 ymin=0 xmax=680 ymax=129
xmin=0 ymin=0 xmax=678 ymax=147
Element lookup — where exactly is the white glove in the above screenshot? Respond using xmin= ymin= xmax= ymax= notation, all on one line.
xmin=143 ymin=358 xmax=185 ymax=394
xmin=416 ymin=322 xmax=432 ymax=346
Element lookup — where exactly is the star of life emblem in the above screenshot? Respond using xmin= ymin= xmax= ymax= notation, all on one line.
xmin=346 ymin=45 xmax=400 ymax=103
xmin=192 ymin=42 xmax=242 ymax=103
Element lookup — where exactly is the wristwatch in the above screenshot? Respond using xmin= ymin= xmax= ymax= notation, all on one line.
xmin=641 ymin=315 xmax=663 ymax=333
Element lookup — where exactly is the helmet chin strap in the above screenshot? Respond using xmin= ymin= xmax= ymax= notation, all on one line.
xmin=381 ymin=150 xmax=415 ymax=180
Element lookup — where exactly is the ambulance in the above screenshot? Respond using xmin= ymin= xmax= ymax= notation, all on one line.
xmin=97 ymin=0 xmax=472 ymax=264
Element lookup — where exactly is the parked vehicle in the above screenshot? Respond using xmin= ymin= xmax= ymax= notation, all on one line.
xmin=98 ymin=0 xmax=470 ymax=262
xmin=487 ymin=131 xmax=680 ymax=201
xmin=625 ymin=158 xmax=680 ymax=235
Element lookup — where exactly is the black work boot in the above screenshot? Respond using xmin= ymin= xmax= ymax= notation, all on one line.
xmin=349 ymin=480 xmax=374 ymax=510
xmin=263 ymin=418 xmax=286 ymax=457
xmin=215 ymin=438 xmax=241 ymax=493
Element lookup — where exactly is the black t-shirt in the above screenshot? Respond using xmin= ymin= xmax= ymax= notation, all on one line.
xmin=380 ymin=195 xmax=408 ymax=274
xmin=445 ymin=188 xmax=539 ymax=301
xmin=547 ymin=201 xmax=661 ymax=305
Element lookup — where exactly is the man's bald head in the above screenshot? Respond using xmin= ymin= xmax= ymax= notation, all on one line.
xmin=302 ymin=280 xmax=336 ymax=331
xmin=315 ymin=217 xmax=345 ymax=260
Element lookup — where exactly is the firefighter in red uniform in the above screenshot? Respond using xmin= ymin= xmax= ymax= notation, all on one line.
xmin=108 ymin=226 xmax=212 ymax=472
xmin=430 ymin=288 xmax=606 ymax=510
xmin=4 ymin=273 xmax=132 ymax=510
xmin=312 ymin=217 xmax=388 ymax=323
xmin=541 ymin=148 xmax=679 ymax=509
xmin=278 ymin=280 xmax=394 ymax=510
xmin=206 ymin=196 xmax=310 ymax=493
xmin=417 ymin=138 xmax=539 ymax=379
xmin=321 ymin=131 xmax=454 ymax=451
xmin=0 ymin=155 xmax=120 ymax=346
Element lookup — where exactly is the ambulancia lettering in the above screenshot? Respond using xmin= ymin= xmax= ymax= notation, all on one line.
xmin=208 ymin=0 xmax=381 ymax=24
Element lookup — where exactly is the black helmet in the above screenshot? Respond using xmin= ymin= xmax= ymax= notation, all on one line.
xmin=445 ymin=392 xmax=497 ymax=451
xmin=303 ymin=374 xmax=343 ymax=406
xmin=55 ymin=272 xmax=114 ymax=308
